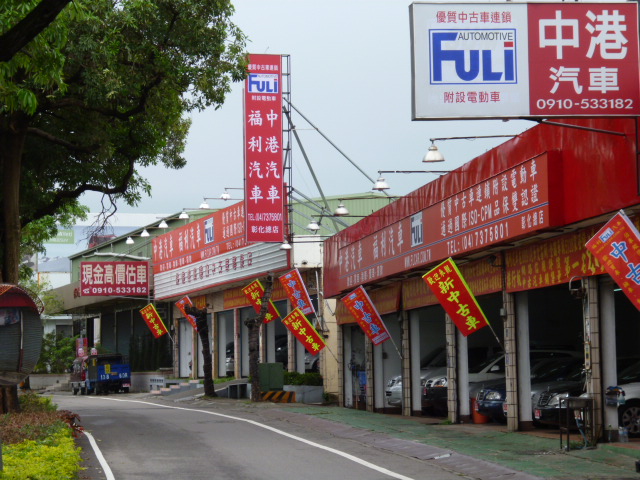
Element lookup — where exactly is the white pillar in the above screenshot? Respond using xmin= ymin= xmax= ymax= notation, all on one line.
xmin=343 ymin=327 xmax=353 ymax=408
xmin=93 ymin=315 xmax=101 ymax=347
xmin=516 ymin=292 xmax=532 ymax=424
xmin=599 ymin=277 xmax=618 ymax=431
xmin=374 ymin=343 xmax=384 ymax=410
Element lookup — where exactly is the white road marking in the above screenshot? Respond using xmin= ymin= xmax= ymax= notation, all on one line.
xmin=83 ymin=429 xmax=116 ymax=480
xmin=88 ymin=397 xmax=415 ymax=480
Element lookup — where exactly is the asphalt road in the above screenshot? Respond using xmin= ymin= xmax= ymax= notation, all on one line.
xmin=53 ymin=394 xmax=467 ymax=480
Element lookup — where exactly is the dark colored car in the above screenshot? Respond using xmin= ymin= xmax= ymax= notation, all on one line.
xmin=476 ymin=357 xmax=585 ymax=423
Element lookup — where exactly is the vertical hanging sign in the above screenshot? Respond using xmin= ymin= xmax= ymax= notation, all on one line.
xmin=586 ymin=211 xmax=640 ymax=310
xmin=242 ymin=279 xmax=281 ymax=324
xmin=244 ymin=54 xmax=285 ymax=243
xmin=139 ymin=304 xmax=169 ymax=339
xmin=279 ymin=269 xmax=315 ymax=316
xmin=341 ymin=286 xmax=391 ymax=346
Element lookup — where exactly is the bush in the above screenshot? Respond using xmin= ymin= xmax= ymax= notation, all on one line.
xmin=283 ymin=371 xmax=323 ymax=386
xmin=0 ymin=393 xmax=82 ymax=479
xmin=34 ymin=332 xmax=78 ymax=374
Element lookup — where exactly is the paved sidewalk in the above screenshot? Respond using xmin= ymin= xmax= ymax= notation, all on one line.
xmin=168 ymin=392 xmax=640 ymax=480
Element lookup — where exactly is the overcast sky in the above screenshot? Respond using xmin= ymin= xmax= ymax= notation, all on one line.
xmin=81 ymin=0 xmax=536 ymax=215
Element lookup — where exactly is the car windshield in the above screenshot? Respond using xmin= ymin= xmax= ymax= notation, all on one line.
xmin=618 ymin=359 xmax=640 ymax=384
xmin=470 ymin=353 xmax=503 ymax=374
xmin=530 ymin=358 xmax=584 ymax=382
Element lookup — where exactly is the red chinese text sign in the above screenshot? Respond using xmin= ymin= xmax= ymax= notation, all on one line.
xmin=586 ymin=211 xmax=640 ymax=310
xmin=139 ymin=304 xmax=169 ymax=339
xmin=281 ymin=308 xmax=326 ymax=355
xmin=423 ymin=258 xmax=489 ymax=336
xmin=278 ymin=269 xmax=315 ymax=316
xmin=241 ymin=280 xmax=280 ymax=324
xmin=176 ymin=296 xmax=197 ymax=330
xmin=341 ymin=286 xmax=391 ymax=346
xmin=80 ymin=261 xmax=149 ymax=296
xmin=245 ymin=54 xmax=285 ymax=242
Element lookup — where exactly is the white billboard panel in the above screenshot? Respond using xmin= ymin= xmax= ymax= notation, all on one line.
xmin=410 ymin=2 xmax=640 ymax=119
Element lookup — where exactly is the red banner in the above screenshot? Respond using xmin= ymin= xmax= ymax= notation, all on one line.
xmin=241 ymin=280 xmax=280 ymax=324
xmin=281 ymin=308 xmax=326 ymax=355
xmin=586 ymin=211 xmax=640 ymax=310
xmin=423 ymin=258 xmax=489 ymax=337
xmin=80 ymin=261 xmax=149 ymax=296
xmin=244 ymin=54 xmax=285 ymax=243
xmin=341 ymin=286 xmax=391 ymax=345
xmin=139 ymin=304 xmax=169 ymax=339
xmin=175 ymin=296 xmax=197 ymax=330
xmin=278 ymin=269 xmax=315 ymax=316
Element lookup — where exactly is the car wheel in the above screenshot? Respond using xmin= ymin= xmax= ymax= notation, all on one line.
xmin=72 ymin=387 xmax=79 ymax=395
xmin=619 ymin=400 xmax=640 ymax=437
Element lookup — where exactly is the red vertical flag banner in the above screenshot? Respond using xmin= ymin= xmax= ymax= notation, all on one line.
xmin=175 ymin=296 xmax=198 ymax=330
xmin=244 ymin=54 xmax=285 ymax=243
xmin=341 ymin=286 xmax=391 ymax=346
xmin=241 ymin=280 xmax=280 ymax=324
xmin=423 ymin=258 xmax=489 ymax=337
xmin=586 ymin=211 xmax=640 ymax=310
xmin=281 ymin=308 xmax=326 ymax=354
xmin=140 ymin=304 xmax=169 ymax=339
xmin=278 ymin=269 xmax=315 ymax=316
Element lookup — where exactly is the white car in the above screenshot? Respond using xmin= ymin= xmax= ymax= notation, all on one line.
xmin=615 ymin=359 xmax=640 ymax=437
xmin=385 ymin=347 xmax=447 ymax=407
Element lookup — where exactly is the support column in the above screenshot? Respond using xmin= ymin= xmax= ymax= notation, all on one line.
xmin=337 ymin=325 xmax=345 ymax=407
xmin=366 ymin=339 xmax=374 ymax=411
xmin=457 ymin=329 xmax=470 ymax=422
xmin=599 ymin=276 xmax=618 ymax=434
xmin=408 ymin=310 xmax=419 ymax=417
xmin=511 ymin=291 xmax=526 ymax=431
xmin=445 ymin=315 xmax=458 ymax=423
xmin=342 ymin=326 xmax=353 ymax=408
xmin=373 ymin=342 xmax=384 ymax=411
xmin=585 ymin=276 xmax=603 ymax=441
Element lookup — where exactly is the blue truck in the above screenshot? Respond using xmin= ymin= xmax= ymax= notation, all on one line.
xmin=70 ymin=353 xmax=131 ymax=395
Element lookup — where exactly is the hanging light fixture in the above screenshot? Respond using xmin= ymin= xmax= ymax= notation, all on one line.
xmin=220 ymin=190 xmax=231 ymax=200
xmin=140 ymin=229 xmax=150 ymax=237
xmin=199 ymin=199 xmax=210 ymax=209
xmin=125 ymin=236 xmax=134 ymax=245
xmin=280 ymin=239 xmax=292 ymax=250
xmin=423 ymin=141 xmax=445 ymax=163
xmin=334 ymin=201 xmax=349 ymax=216
xmin=179 ymin=210 xmax=189 ymax=219
xmin=158 ymin=220 xmax=168 ymax=228
xmin=372 ymin=176 xmax=390 ymax=191
xmin=307 ymin=220 xmax=320 ymax=231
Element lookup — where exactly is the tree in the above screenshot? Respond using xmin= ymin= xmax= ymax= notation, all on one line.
xmin=244 ymin=274 xmax=275 ymax=402
xmin=0 ymin=0 xmax=74 ymax=62
xmin=185 ymin=305 xmax=216 ymax=398
xmin=0 ymin=0 xmax=247 ymax=283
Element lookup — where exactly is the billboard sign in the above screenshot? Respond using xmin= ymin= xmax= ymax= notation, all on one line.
xmin=80 ymin=261 xmax=149 ymax=296
xmin=244 ymin=54 xmax=285 ymax=243
xmin=410 ymin=2 xmax=640 ymax=119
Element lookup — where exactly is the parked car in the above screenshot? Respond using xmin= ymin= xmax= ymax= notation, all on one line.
xmin=613 ymin=358 xmax=640 ymax=437
xmin=423 ymin=348 xmax=581 ymax=415
xmin=224 ymin=341 xmax=234 ymax=376
xmin=385 ymin=346 xmax=447 ymax=407
xmin=275 ymin=335 xmax=288 ymax=368
xmin=475 ymin=357 xmax=584 ymax=423
xmin=305 ymin=350 xmax=319 ymax=372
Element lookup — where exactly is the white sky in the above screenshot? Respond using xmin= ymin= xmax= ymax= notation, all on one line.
xmin=81 ymin=0 xmax=541 ymax=214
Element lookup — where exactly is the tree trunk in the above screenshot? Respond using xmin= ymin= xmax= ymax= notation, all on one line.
xmin=185 ymin=306 xmax=216 ymax=397
xmin=246 ymin=274 xmax=275 ymax=403
xmin=0 ymin=386 xmax=21 ymax=415
xmin=0 ymin=113 xmax=28 ymax=284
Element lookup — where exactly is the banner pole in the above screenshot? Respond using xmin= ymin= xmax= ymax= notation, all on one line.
xmin=388 ymin=335 xmax=403 ymax=361
xmin=487 ymin=323 xmax=504 ymax=352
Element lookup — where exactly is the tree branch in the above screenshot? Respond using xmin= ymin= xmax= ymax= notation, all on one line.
xmin=27 ymin=127 xmax=99 ymax=153
xmin=0 ymin=0 xmax=73 ymax=62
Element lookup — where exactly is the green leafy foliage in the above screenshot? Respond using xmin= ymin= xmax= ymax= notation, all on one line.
xmin=284 ymin=371 xmax=323 ymax=386
xmin=33 ymin=332 xmax=77 ymax=374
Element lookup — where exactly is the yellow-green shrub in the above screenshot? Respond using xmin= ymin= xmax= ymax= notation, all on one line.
xmin=0 ymin=427 xmax=82 ymax=480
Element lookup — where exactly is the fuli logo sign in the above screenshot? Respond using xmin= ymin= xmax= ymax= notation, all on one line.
xmin=430 ymin=29 xmax=517 ymax=84
xmin=248 ymin=73 xmax=279 ymax=93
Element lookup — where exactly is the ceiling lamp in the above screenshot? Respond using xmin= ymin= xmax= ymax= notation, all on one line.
xmin=140 ymin=229 xmax=150 ymax=237
xmin=179 ymin=210 xmax=189 ymax=219
xmin=220 ymin=190 xmax=231 ymax=200
xmin=372 ymin=176 xmax=390 ymax=191
xmin=334 ymin=202 xmax=349 ymax=216
xmin=423 ymin=141 xmax=445 ymax=163
xmin=280 ymin=240 xmax=292 ymax=250
xmin=125 ymin=237 xmax=134 ymax=245
xmin=307 ymin=220 xmax=321 ymax=232
xmin=158 ymin=220 xmax=168 ymax=229
xmin=199 ymin=200 xmax=210 ymax=209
